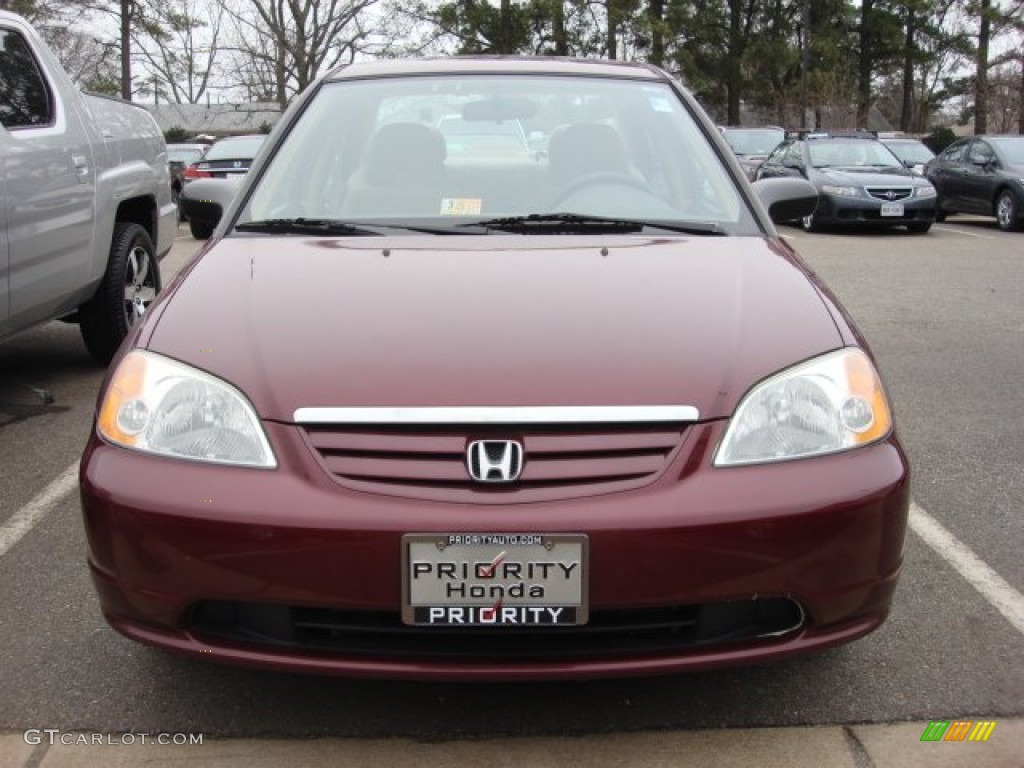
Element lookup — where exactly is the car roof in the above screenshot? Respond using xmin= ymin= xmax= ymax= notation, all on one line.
xmin=796 ymin=131 xmax=878 ymax=141
xmin=325 ymin=57 xmax=666 ymax=82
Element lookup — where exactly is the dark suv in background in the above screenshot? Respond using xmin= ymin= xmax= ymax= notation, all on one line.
xmin=757 ymin=131 xmax=937 ymax=233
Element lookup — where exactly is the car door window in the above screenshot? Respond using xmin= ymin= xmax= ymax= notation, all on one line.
xmin=764 ymin=143 xmax=789 ymax=167
xmin=968 ymin=141 xmax=995 ymax=166
xmin=0 ymin=27 xmax=54 ymax=129
xmin=940 ymin=141 xmax=966 ymax=163
xmin=783 ymin=143 xmax=804 ymax=169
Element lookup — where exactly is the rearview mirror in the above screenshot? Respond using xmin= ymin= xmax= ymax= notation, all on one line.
xmin=462 ymin=97 xmax=538 ymax=122
xmin=178 ymin=177 xmax=243 ymax=234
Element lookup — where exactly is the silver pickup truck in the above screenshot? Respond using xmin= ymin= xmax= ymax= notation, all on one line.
xmin=1 ymin=11 xmax=176 ymax=363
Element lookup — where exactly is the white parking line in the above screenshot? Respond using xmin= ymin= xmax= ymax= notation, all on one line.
xmin=910 ymin=501 xmax=1024 ymax=635
xmin=0 ymin=461 xmax=78 ymax=558
xmin=933 ymin=225 xmax=998 ymax=240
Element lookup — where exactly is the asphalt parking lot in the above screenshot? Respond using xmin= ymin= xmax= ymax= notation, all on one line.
xmin=0 ymin=218 xmax=1021 ymax=767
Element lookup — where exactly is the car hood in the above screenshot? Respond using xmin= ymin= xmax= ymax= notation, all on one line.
xmin=814 ymin=167 xmax=926 ymax=186
xmin=146 ymin=235 xmax=842 ymax=422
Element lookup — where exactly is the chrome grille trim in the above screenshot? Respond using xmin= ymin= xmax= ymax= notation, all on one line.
xmin=864 ymin=186 xmax=913 ymax=202
xmin=294 ymin=405 xmax=700 ymax=425
xmin=299 ymin=421 xmax=690 ymax=502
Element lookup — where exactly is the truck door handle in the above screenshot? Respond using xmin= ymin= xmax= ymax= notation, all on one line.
xmin=72 ymin=154 xmax=89 ymax=182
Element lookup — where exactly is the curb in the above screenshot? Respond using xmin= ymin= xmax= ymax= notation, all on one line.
xmin=4 ymin=719 xmax=1022 ymax=768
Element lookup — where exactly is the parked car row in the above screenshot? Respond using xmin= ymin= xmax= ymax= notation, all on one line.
xmin=719 ymin=126 xmax=1022 ymax=233
xmin=184 ymin=127 xmax=1023 ymax=239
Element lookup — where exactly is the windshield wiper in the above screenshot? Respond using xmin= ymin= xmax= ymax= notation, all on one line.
xmin=236 ymin=218 xmax=480 ymax=236
xmin=462 ymin=212 xmax=724 ymax=236
xmin=235 ymin=218 xmax=382 ymax=236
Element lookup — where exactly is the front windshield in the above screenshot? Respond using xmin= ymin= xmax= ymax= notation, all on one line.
xmin=168 ymin=147 xmax=204 ymax=164
xmin=884 ymin=141 xmax=934 ymax=164
xmin=991 ymin=137 xmax=1024 ymax=164
xmin=723 ymin=129 xmax=785 ymax=156
xmin=809 ymin=140 xmax=904 ymax=169
xmin=243 ymin=74 xmax=751 ymax=231
xmin=204 ymin=136 xmax=265 ymax=161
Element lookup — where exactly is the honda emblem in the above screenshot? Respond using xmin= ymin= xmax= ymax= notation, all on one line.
xmin=467 ymin=440 xmax=524 ymax=483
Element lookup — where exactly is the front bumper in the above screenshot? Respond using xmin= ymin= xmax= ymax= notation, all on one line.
xmin=814 ymin=193 xmax=935 ymax=226
xmin=80 ymin=420 xmax=910 ymax=680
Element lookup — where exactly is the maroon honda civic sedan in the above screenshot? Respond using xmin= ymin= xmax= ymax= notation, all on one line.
xmin=80 ymin=58 xmax=909 ymax=680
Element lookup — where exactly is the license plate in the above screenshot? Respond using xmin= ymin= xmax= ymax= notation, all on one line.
xmin=402 ymin=533 xmax=588 ymax=626
xmin=880 ymin=202 xmax=904 ymax=216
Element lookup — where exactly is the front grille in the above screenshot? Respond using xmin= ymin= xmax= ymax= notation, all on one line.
xmin=190 ymin=598 xmax=804 ymax=661
xmin=300 ymin=423 xmax=687 ymax=502
xmin=865 ymin=186 xmax=913 ymax=201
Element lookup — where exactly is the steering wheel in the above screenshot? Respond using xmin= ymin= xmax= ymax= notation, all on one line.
xmin=552 ymin=172 xmax=653 ymax=207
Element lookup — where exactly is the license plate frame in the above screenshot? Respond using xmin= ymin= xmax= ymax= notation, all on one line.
xmin=402 ymin=533 xmax=589 ymax=626
xmin=880 ymin=202 xmax=905 ymax=217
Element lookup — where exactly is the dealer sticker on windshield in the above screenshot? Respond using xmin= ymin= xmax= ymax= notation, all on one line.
xmin=402 ymin=533 xmax=588 ymax=626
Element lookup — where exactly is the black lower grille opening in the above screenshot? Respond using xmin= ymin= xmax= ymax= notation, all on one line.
xmin=190 ymin=598 xmax=803 ymax=661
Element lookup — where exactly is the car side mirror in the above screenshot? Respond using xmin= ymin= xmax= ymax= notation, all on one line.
xmin=751 ymin=178 xmax=819 ymax=224
xmin=179 ymin=177 xmax=243 ymax=234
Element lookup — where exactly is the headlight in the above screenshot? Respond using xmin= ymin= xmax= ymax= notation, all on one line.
xmin=914 ymin=185 xmax=936 ymax=198
xmin=821 ymin=185 xmax=860 ymax=197
xmin=98 ymin=350 xmax=276 ymax=467
xmin=714 ymin=348 xmax=892 ymax=466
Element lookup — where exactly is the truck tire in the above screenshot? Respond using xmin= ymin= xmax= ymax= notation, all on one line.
xmin=80 ymin=223 xmax=160 ymax=364
xmin=190 ymin=219 xmax=214 ymax=240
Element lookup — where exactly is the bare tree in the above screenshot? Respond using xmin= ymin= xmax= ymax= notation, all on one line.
xmin=42 ymin=24 xmax=120 ymax=92
xmin=132 ymin=0 xmax=223 ymax=104
xmin=50 ymin=0 xmax=138 ymax=100
xmin=2 ymin=2 xmax=122 ymax=92
xmin=224 ymin=0 xmax=378 ymax=108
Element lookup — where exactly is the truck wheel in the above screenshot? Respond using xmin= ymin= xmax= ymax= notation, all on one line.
xmin=190 ymin=219 xmax=214 ymax=240
xmin=80 ymin=223 xmax=160 ymax=364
